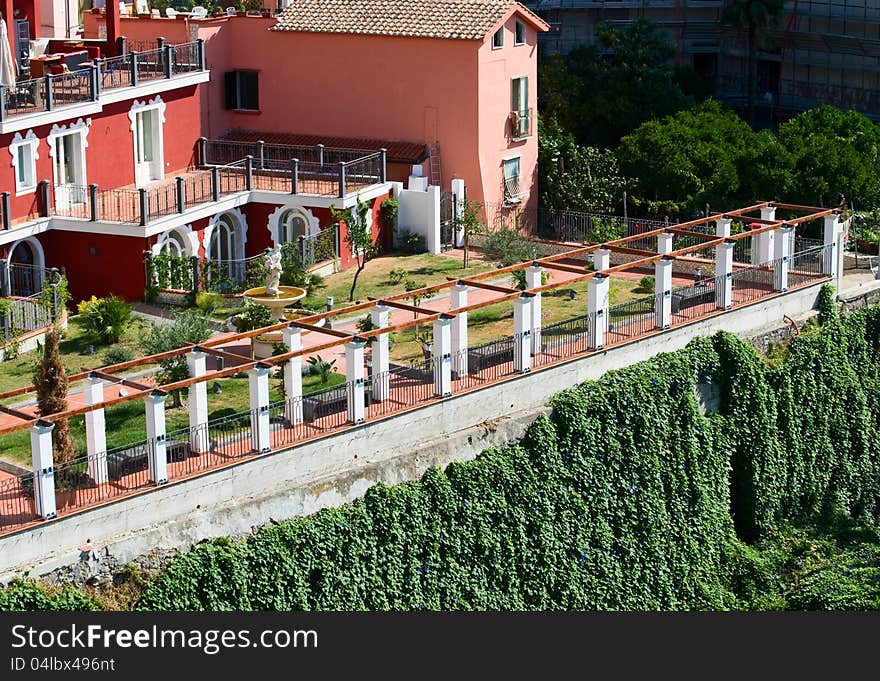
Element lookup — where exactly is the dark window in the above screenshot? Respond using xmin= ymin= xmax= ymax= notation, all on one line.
xmin=515 ymin=20 xmax=526 ymax=45
xmin=492 ymin=28 xmax=504 ymax=49
xmin=224 ymin=70 xmax=259 ymax=111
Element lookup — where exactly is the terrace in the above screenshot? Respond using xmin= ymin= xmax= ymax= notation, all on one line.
xmin=43 ymin=138 xmax=388 ymax=228
xmin=0 ymin=40 xmax=209 ymax=134
xmin=0 ymin=201 xmax=844 ymax=535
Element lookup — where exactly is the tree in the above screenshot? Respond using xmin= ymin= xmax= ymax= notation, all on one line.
xmin=617 ymin=100 xmax=762 ymax=216
xmin=778 ymin=106 xmax=880 ymax=211
xmin=32 ymin=328 xmax=75 ymax=465
xmin=539 ymin=115 xmax=627 ymax=213
xmin=721 ymin=0 xmax=785 ymax=126
xmin=453 ymin=197 xmax=485 ymax=269
xmin=538 ymin=19 xmax=693 ymax=148
xmin=331 ymin=195 xmax=378 ymax=302
xmin=140 ymin=312 xmax=212 ymax=408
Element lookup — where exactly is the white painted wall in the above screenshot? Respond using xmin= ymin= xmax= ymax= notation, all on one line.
xmin=398 ymin=184 xmax=440 ymax=255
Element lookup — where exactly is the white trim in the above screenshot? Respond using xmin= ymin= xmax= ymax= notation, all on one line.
xmin=128 ymin=96 xmax=167 ymax=187
xmin=9 ymin=236 xmax=46 ymax=271
xmin=203 ymin=208 xmax=248 ymax=261
xmin=8 ymin=130 xmax=40 ymax=196
xmin=47 ymin=118 xmax=91 ymax=192
xmin=153 ymin=224 xmax=198 ymax=256
xmin=266 ymin=205 xmax=320 ymax=247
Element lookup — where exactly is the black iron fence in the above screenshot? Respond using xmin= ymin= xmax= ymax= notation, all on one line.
xmin=0 ymin=41 xmax=206 ymax=122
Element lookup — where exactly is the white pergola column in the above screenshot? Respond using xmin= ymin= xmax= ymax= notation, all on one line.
xmin=715 ymin=242 xmax=734 ymax=309
xmin=823 ymin=213 xmax=843 ymax=290
xmin=587 ymin=275 xmax=610 ymax=350
xmin=248 ymin=365 xmax=271 ymax=453
xmin=144 ymin=391 xmax=169 ymax=485
xmin=525 ymin=264 xmax=543 ymax=354
xmin=186 ymin=350 xmax=209 ymax=453
xmin=773 ymin=224 xmax=794 ymax=292
xmin=83 ymin=374 xmax=108 ymax=484
xmin=450 ymin=282 xmax=469 ymax=377
xmin=432 ymin=316 xmax=453 ymax=397
xmin=593 ymin=247 xmax=610 ymax=272
xmin=513 ymin=294 xmax=533 ymax=372
xmin=655 ymin=257 xmax=673 ymax=329
xmin=281 ymin=325 xmax=303 ymax=424
xmin=30 ymin=421 xmax=56 ymax=519
xmin=716 ymin=218 xmax=732 ymax=238
xmin=756 ymin=206 xmax=776 ymax=265
xmin=370 ymin=304 xmax=390 ymax=401
xmin=655 ymin=233 xmax=673 ymax=329
xmin=345 ymin=340 xmax=366 ymax=424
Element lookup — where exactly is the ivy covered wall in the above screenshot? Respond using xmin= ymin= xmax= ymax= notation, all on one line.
xmin=3 ymin=286 xmax=879 ymax=611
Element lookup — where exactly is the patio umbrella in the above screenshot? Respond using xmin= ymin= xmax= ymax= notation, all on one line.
xmin=0 ymin=18 xmax=17 ymax=87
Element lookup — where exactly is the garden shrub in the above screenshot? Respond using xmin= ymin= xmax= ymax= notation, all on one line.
xmin=82 ymin=295 xmax=132 ymax=345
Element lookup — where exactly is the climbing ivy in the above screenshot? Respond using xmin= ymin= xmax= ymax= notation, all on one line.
xmin=3 ymin=285 xmax=880 ymax=611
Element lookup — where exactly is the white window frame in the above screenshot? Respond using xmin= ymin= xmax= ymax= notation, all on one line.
xmin=47 ymin=118 xmax=91 ymax=209
xmin=514 ymin=19 xmax=526 ymax=46
xmin=203 ymin=208 xmax=248 ymax=262
xmin=266 ymin=205 xmax=319 ymax=248
xmin=9 ymin=130 xmax=39 ymax=196
xmin=492 ymin=27 xmax=504 ymax=49
xmin=128 ymin=96 xmax=167 ymax=187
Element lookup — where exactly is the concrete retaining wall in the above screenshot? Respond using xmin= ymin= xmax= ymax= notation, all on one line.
xmin=0 ymin=282 xmax=827 ymax=581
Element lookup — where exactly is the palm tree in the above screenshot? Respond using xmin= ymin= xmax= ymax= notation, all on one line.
xmin=722 ymin=0 xmax=785 ymax=126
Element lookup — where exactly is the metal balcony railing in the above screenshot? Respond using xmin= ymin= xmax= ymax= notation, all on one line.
xmin=509 ymin=109 xmax=533 ymax=140
xmin=503 ymin=175 xmax=523 ymax=204
xmin=0 ymin=40 xmax=207 ymax=123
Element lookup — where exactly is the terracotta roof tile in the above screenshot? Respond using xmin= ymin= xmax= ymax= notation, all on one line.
xmin=270 ymin=0 xmax=548 ymax=40
xmin=222 ymin=129 xmax=429 ymax=164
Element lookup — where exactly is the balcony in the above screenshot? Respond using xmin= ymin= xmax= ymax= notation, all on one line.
xmin=509 ymin=109 xmax=533 ymax=141
xmin=42 ymin=139 xmax=388 ymax=229
xmin=0 ymin=40 xmax=208 ymax=134
xmin=503 ymin=175 xmax=523 ymax=205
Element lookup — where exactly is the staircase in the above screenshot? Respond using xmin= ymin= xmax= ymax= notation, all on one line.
xmin=427 ymin=141 xmax=442 ymax=189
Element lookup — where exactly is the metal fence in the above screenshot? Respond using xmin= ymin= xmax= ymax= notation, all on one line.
xmin=1 ymin=293 xmax=54 ymax=343
xmin=0 ymin=473 xmax=37 ymax=532
xmin=166 ymin=408 xmax=258 ymax=480
xmin=280 ymin=224 xmax=340 ymax=271
xmin=0 ymin=41 xmax=205 ymax=122
xmin=606 ymin=295 xmax=657 ymax=346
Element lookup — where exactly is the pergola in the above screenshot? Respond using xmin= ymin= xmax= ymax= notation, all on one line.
xmin=0 ymin=201 xmax=844 ymax=526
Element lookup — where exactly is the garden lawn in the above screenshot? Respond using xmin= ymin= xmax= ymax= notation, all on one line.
xmin=0 ymin=316 xmax=155 ymax=399
xmin=299 ymin=252 xmax=496 ymax=311
xmin=388 ymin=275 xmax=647 ymax=362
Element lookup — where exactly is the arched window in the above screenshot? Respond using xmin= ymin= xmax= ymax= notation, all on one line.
xmin=207 ymin=213 xmax=241 ymax=287
xmin=8 ymin=240 xmax=42 ymax=296
xmin=278 ymin=210 xmax=308 ymax=246
xmin=159 ymin=232 xmax=185 ymax=257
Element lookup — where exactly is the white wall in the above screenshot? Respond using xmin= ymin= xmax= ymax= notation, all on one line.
xmin=39 ymin=0 xmax=80 ymax=38
xmin=398 ymin=184 xmax=440 ymax=255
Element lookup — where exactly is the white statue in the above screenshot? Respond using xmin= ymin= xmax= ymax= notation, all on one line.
xmin=265 ymin=246 xmax=283 ymax=296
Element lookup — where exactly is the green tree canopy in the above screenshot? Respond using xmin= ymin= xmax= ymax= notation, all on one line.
xmin=539 ymin=116 xmax=627 ymax=213
xmin=617 ymin=100 xmax=770 ymax=215
xmin=778 ymin=106 xmax=880 ymax=210
xmin=538 ymin=19 xmax=693 ymax=148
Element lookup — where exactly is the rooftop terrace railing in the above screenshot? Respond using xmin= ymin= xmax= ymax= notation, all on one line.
xmin=0 ymin=40 xmax=206 ymax=123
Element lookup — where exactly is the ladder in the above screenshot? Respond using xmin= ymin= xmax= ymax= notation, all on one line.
xmin=427 ymin=141 xmax=442 ymax=189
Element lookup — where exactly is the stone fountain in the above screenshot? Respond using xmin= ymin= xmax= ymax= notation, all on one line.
xmin=243 ymin=247 xmax=306 ymax=358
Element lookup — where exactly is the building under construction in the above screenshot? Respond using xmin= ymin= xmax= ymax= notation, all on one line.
xmin=528 ymin=0 xmax=880 ymax=121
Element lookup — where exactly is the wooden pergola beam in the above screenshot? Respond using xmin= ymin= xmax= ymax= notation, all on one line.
xmin=370 ymin=298 xmax=444 ymax=316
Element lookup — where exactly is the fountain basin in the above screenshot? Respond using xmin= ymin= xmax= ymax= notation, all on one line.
xmin=243 ymin=285 xmax=307 ymax=359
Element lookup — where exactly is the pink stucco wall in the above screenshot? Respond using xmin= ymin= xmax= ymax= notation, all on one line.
xmin=84 ymin=10 xmax=543 ymax=213
xmin=477 ymin=12 xmax=541 ymax=213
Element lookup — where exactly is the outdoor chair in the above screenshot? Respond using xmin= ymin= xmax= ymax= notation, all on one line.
xmin=191 ymin=5 xmax=208 ymax=18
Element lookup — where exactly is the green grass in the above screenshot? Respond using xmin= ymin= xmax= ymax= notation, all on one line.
xmin=300 ymin=252 xmax=496 ymax=311
xmin=0 ymin=371 xmax=347 ymax=467
xmin=0 ymin=316 xmax=155 ymax=399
